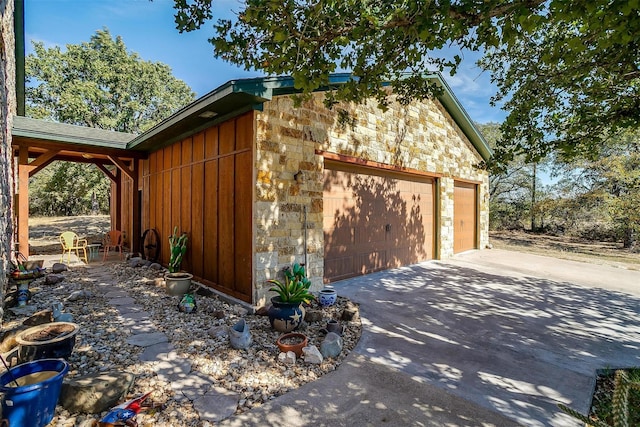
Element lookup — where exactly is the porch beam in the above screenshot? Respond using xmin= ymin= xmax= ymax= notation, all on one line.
xmin=13 ymin=138 xmax=146 ymax=159
xmin=130 ymin=160 xmax=140 ymax=255
xmin=17 ymin=146 xmax=29 ymax=257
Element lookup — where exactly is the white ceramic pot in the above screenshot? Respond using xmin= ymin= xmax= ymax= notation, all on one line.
xmin=165 ymin=273 xmax=193 ymax=296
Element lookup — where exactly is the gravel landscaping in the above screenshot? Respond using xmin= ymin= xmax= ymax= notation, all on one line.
xmin=1 ymin=261 xmax=361 ymax=426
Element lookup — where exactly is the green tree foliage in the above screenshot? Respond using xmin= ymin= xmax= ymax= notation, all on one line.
xmin=172 ymin=0 xmax=639 ymax=163
xmin=26 ymin=29 xmax=195 ymax=216
xmin=29 ymin=162 xmax=110 ymax=216
xmin=478 ymin=122 xmax=548 ymax=231
xmin=27 ymin=28 xmax=195 ymax=133
xmin=552 ymin=132 xmax=640 ymax=248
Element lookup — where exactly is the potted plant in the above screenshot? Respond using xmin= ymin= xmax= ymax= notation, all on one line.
xmin=267 ymin=263 xmax=313 ymax=332
xmin=165 ymin=226 xmax=192 ymax=296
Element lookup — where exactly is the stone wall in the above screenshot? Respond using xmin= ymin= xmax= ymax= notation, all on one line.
xmin=254 ymin=91 xmax=489 ymax=303
xmin=0 ymin=0 xmax=16 ymax=325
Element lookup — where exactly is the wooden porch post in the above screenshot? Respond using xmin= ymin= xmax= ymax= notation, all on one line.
xmin=114 ymin=168 xmax=122 ymax=232
xmin=17 ymin=146 xmax=29 ymax=257
xmin=131 ymin=160 xmax=140 ymax=256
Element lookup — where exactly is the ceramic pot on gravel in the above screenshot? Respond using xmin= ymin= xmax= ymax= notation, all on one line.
xmin=319 ymin=288 xmax=337 ymax=307
xmin=16 ymin=322 xmax=79 ymax=363
xmin=276 ymin=332 xmax=308 ymax=357
xmin=165 ymin=272 xmax=193 ymax=296
xmin=267 ymin=297 xmax=305 ymax=332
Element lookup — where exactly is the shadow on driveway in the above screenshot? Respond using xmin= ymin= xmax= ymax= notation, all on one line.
xmin=333 ymin=260 xmax=640 ymax=426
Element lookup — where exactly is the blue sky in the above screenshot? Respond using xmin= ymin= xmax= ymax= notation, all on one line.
xmin=25 ymin=0 xmax=506 ymax=125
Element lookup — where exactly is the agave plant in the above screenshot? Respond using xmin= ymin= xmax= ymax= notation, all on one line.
xmin=268 ymin=263 xmax=313 ymax=304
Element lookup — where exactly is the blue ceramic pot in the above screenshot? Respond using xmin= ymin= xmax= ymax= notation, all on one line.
xmin=319 ymin=288 xmax=337 ymax=307
xmin=268 ymin=297 xmax=305 ymax=332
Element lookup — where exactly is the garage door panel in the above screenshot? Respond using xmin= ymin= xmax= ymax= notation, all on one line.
xmin=325 ymin=256 xmax=355 ymax=281
xmin=324 ymin=164 xmax=435 ymax=283
xmin=454 ymin=182 xmax=477 ymax=253
xmin=359 ymin=251 xmax=386 ymax=274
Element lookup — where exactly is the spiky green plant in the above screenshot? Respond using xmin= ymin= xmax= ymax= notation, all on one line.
xmin=268 ymin=263 xmax=313 ymax=304
xmin=559 ymin=369 xmax=640 ymax=427
xmin=168 ymin=226 xmax=188 ymax=273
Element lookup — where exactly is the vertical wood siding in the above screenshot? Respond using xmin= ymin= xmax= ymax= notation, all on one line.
xmin=141 ymin=111 xmax=254 ymax=302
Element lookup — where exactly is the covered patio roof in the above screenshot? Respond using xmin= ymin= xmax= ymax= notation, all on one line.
xmin=11 ymin=117 xmax=143 ymax=258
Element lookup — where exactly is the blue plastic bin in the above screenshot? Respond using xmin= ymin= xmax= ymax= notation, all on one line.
xmin=0 ymin=358 xmax=69 ymax=427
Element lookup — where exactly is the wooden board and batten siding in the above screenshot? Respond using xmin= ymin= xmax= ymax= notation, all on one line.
xmin=453 ymin=181 xmax=478 ymax=254
xmin=141 ymin=112 xmax=254 ymax=302
xmin=323 ymin=161 xmax=435 ymax=283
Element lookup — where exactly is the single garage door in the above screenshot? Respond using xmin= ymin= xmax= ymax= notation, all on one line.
xmin=453 ymin=181 xmax=477 ymax=253
xmin=323 ymin=162 xmax=435 ymax=283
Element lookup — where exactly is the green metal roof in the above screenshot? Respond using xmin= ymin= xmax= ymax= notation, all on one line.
xmin=128 ymin=73 xmax=492 ymax=162
xmin=13 ymin=116 xmax=135 ymax=149
xmin=12 ymin=74 xmax=491 ymax=162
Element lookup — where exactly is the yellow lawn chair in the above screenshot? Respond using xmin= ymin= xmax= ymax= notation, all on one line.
xmin=59 ymin=231 xmax=88 ymax=264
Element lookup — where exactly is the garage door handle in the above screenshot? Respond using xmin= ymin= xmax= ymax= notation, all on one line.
xmin=385 ymin=224 xmax=391 ymax=232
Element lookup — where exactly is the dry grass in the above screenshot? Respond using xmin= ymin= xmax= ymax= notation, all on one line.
xmin=28 ymin=215 xmax=110 ymax=255
xmin=490 ymin=230 xmax=640 ymax=270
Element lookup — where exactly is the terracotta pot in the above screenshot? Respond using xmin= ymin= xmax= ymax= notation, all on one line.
xmin=165 ymin=273 xmax=193 ymax=296
xmin=276 ymin=332 xmax=308 ymax=357
xmin=267 ymin=297 xmax=305 ymax=332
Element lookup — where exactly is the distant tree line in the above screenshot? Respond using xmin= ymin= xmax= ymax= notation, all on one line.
xmin=480 ymin=123 xmax=639 ymax=250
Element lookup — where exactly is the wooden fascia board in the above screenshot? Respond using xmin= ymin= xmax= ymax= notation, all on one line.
xmin=13 ymin=138 xmax=147 ymax=160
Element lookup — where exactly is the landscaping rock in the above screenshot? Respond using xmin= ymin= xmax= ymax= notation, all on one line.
xmin=149 ymin=263 xmax=162 ymax=270
xmin=22 ymin=309 xmax=53 ymax=326
xmin=196 ymin=286 xmax=215 ymax=297
xmin=59 ymin=371 xmax=135 ymax=414
xmin=129 ymin=257 xmax=143 ymax=268
xmin=66 ymin=290 xmax=92 ymax=302
xmin=51 ymin=263 xmax=68 ymax=273
xmin=45 ymin=273 xmax=65 ymax=285
xmin=320 ymin=332 xmax=343 ymax=358
xmin=0 ymin=326 xmax=26 ymax=353
xmin=341 ymin=301 xmax=359 ymax=321
xmin=304 ymin=309 xmax=323 ymax=323
xmin=208 ymin=325 xmax=228 ymax=339
xmin=303 ymin=345 xmax=323 ymax=364
xmin=255 ymin=306 xmax=269 ymax=316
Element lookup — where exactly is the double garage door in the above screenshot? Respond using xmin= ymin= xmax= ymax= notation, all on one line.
xmin=323 ymin=164 xmax=479 ymax=282
xmin=323 ymin=162 xmax=435 ymax=283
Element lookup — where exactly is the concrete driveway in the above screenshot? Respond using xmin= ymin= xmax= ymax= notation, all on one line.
xmin=222 ymin=249 xmax=640 ymax=427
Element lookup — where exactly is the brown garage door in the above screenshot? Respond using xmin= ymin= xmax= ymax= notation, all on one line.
xmin=453 ymin=181 xmax=477 ymax=253
xmin=323 ymin=162 xmax=435 ymax=283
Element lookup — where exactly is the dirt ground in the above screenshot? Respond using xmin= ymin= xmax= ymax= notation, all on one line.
xmin=28 ymin=214 xmax=110 ymax=255
xmin=490 ymin=230 xmax=640 ymax=270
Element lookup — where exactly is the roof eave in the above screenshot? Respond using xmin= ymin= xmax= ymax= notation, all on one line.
xmin=428 ymin=73 xmax=493 ymax=163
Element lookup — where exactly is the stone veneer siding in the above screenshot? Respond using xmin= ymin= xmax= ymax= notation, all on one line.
xmin=254 ymin=92 xmax=488 ymax=304
xmin=0 ymin=0 xmax=16 ymax=325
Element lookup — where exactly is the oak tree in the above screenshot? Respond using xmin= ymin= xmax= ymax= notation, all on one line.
xmin=172 ymin=0 xmax=639 ymax=163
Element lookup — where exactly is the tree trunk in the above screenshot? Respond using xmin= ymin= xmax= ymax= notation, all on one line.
xmin=623 ymin=227 xmax=636 ymax=250
xmin=530 ymin=162 xmax=537 ymax=232
xmin=1 ymin=0 xmax=17 ymax=327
